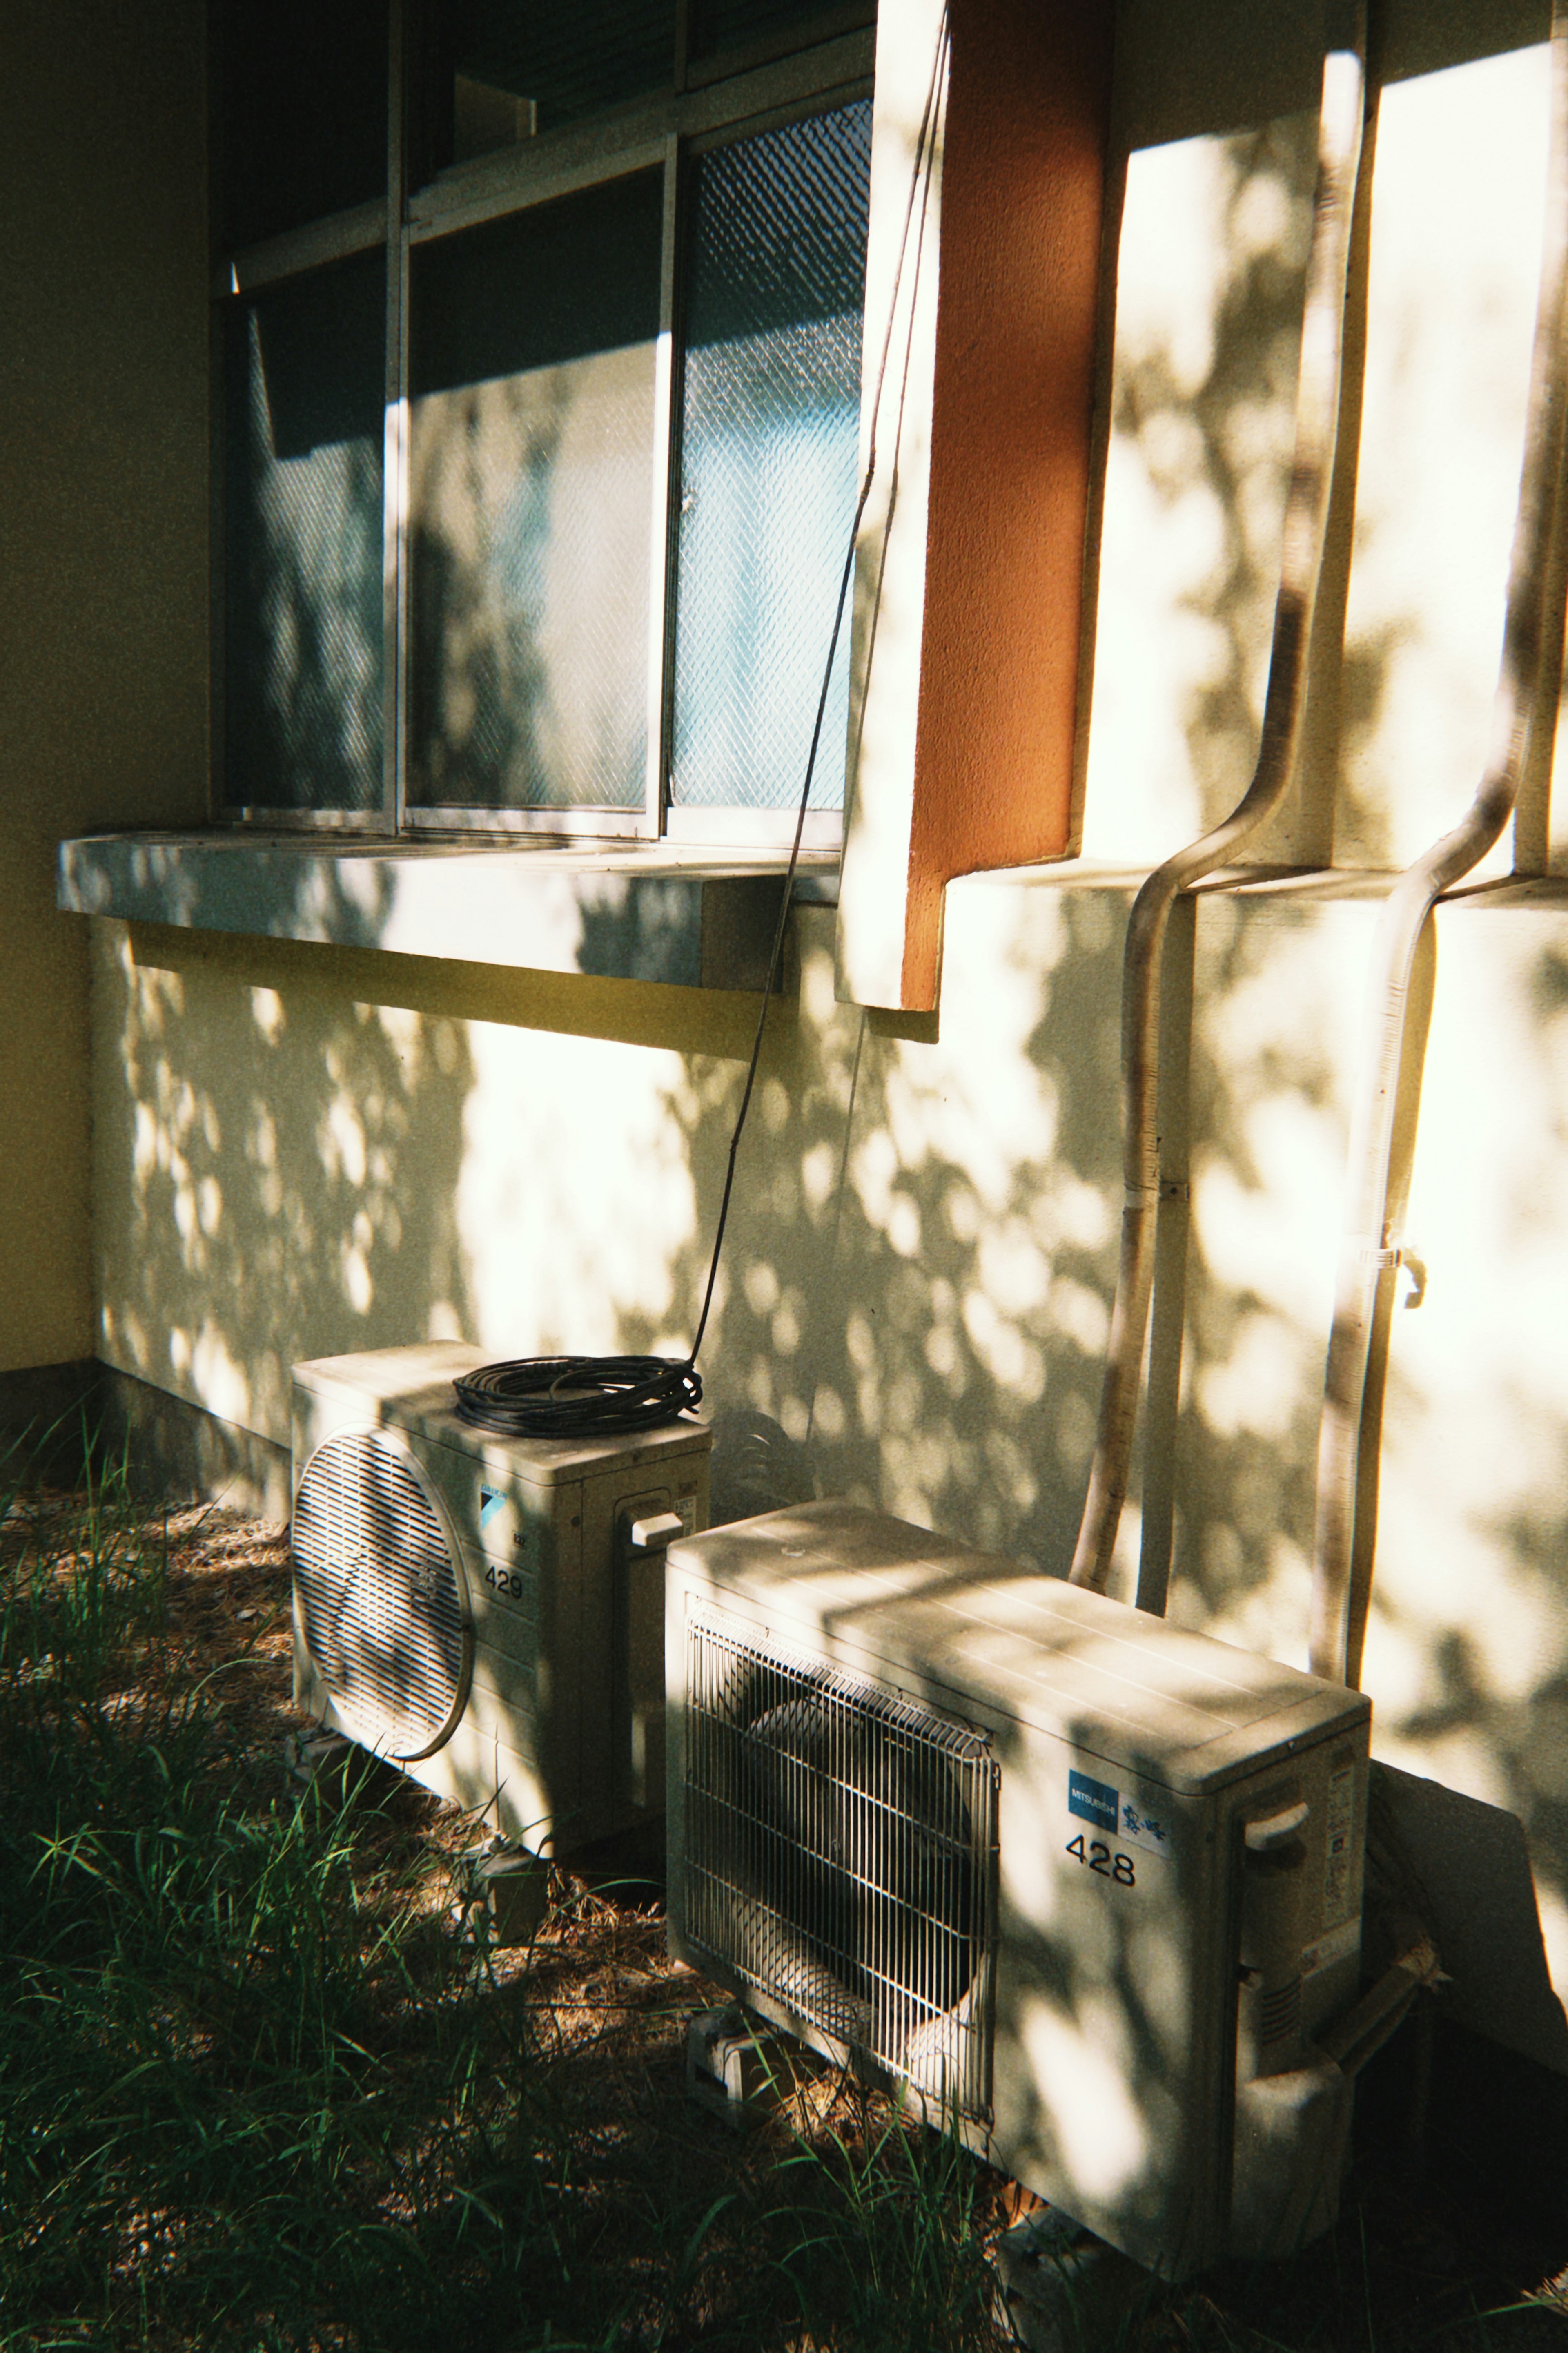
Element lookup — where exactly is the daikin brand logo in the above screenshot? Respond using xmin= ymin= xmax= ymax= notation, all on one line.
xmin=479 ymin=1485 xmax=506 ymax=1530
xmin=1067 ymin=1769 xmax=1119 ymax=1831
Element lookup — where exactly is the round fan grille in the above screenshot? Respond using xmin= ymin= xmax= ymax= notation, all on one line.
xmin=292 ymin=1429 xmax=471 ymax=1760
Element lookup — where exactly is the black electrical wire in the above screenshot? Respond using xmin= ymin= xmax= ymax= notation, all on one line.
xmin=452 ymin=1353 xmax=702 ymax=1439
xmin=454 ymin=19 xmax=950 ymax=1445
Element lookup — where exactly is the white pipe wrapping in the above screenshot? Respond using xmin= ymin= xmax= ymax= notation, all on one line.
xmin=1069 ymin=11 xmax=1368 ymax=1593
xmin=1309 ymin=2 xmax=1568 ymax=1687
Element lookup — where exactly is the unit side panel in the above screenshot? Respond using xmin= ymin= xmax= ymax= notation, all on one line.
xmin=580 ymin=1444 xmax=711 ymax=1845
xmin=293 ymin=1616 xmax=323 ymax=1716
xmin=281 ymin=1689 xmax=551 ymax=1844
xmin=1222 ymin=1722 xmax=1371 ymax=2050
xmin=394 ymin=1722 xmax=551 ymax=1845
xmin=991 ymin=1721 xmax=1227 ymax=2277
xmin=408 ymin=1435 xmax=584 ymax=1852
xmin=291 ymin=1374 xmax=365 ymax=1464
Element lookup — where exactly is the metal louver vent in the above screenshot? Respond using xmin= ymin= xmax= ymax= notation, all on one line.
xmin=682 ymin=1608 xmax=998 ymax=2123
xmin=293 ymin=1430 xmax=472 ymax=1760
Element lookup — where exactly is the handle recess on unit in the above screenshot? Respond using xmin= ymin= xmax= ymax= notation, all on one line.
xmin=1244 ymin=1799 xmax=1310 ymax=1853
xmin=1236 ymin=1787 xmax=1311 ymax=2081
xmin=615 ymin=1495 xmax=679 ymax=1812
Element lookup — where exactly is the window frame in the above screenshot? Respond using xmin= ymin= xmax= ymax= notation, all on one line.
xmin=210 ymin=2 xmax=875 ymax=850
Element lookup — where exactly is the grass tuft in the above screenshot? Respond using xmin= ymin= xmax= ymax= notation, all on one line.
xmin=2 ymin=1437 xmax=1566 ymax=2351
xmin=0 ymin=1446 xmax=1011 ymax=2352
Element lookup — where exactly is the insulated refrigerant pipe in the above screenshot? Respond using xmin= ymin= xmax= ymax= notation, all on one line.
xmin=1069 ymin=2 xmax=1368 ymax=1595
xmin=1310 ymin=0 xmax=1568 ymax=1687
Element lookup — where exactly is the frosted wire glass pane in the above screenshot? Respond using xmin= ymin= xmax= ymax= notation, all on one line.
xmin=408 ymin=175 xmax=661 ymax=810
xmin=670 ymin=101 xmax=871 ymax=812
xmin=223 ymin=250 xmax=386 ymax=812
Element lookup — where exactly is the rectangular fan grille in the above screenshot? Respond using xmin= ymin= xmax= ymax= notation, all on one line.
xmin=682 ymin=1609 xmax=997 ymax=2123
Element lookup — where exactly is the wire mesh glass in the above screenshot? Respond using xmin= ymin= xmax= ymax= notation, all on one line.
xmin=222 ymin=249 xmax=386 ymax=813
xmin=669 ymin=100 xmax=872 ymax=813
xmin=407 ymin=174 xmax=662 ymax=812
xmin=683 ymin=1607 xmax=997 ymax=2123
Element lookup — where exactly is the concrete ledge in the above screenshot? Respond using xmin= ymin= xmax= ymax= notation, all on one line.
xmin=58 ymin=831 xmax=838 ymax=992
xmin=0 ymin=1359 xmax=101 ymax=1478
xmin=0 ymin=1359 xmax=288 ymax=1517
xmin=96 ymin=1367 xmax=290 ymax=1520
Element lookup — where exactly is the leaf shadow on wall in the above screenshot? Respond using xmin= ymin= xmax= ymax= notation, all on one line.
xmin=98 ymin=858 xmax=477 ymax=1454
xmin=635 ymin=896 xmax=1133 ymax=1574
xmin=1350 ymin=926 xmax=1568 ymax=2062
xmin=1105 ymin=112 xmax=1399 ymax=868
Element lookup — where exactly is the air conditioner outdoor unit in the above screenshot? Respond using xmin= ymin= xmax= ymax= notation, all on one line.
xmin=665 ymin=1501 xmax=1373 ymax=2278
xmin=291 ymin=1342 xmax=711 ymax=1855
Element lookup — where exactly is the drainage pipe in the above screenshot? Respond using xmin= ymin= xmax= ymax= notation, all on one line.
xmin=1070 ymin=4 xmax=1368 ymax=1592
xmin=1310 ymin=1 xmax=1568 ymax=1686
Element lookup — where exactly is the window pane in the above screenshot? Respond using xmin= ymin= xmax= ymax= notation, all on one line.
xmin=670 ymin=101 xmax=871 ymax=815
xmin=222 ymin=251 xmax=386 ymax=814
xmin=407 ymin=175 xmax=662 ymax=813
xmin=217 ymin=0 xmax=388 ymax=250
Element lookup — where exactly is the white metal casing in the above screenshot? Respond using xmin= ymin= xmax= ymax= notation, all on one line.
xmin=664 ymin=1501 xmax=1372 ymax=2279
xmin=291 ymin=1342 xmax=710 ymax=1853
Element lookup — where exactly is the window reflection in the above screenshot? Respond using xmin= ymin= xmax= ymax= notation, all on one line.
xmin=223 ymin=250 xmax=386 ymax=814
xmin=407 ymin=175 xmax=662 ymax=813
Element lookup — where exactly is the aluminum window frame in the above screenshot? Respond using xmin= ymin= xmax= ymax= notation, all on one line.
xmin=210 ymin=2 xmax=874 ymax=848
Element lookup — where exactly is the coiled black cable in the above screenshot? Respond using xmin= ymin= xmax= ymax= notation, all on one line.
xmin=452 ymin=1354 xmax=703 ymax=1440
xmin=453 ymin=25 xmax=948 ymax=1447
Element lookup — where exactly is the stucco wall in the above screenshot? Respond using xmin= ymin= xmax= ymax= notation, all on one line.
xmin=76 ymin=0 xmax=1568 ymax=2068
xmin=1086 ymin=21 xmax=1555 ymax=876
xmin=0 ymin=0 xmax=207 ymax=1374
xmin=90 ymin=861 xmax=1568 ymax=2063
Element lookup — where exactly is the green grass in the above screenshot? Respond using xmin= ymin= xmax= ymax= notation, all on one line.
xmin=2 ymin=1436 xmax=1566 ymax=2353
xmin=0 ymin=1442 xmax=1007 ymax=2353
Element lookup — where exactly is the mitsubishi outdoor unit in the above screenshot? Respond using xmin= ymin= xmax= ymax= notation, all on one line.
xmin=665 ymin=1502 xmax=1373 ymax=2278
xmin=292 ymin=1343 xmax=710 ymax=1854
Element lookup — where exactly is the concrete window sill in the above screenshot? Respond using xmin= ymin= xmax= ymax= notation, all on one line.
xmin=58 ymin=831 xmax=839 ymax=993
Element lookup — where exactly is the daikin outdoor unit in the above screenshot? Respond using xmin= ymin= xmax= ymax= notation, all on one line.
xmin=665 ymin=1502 xmax=1374 ymax=2278
xmin=291 ymin=1343 xmax=710 ymax=1854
